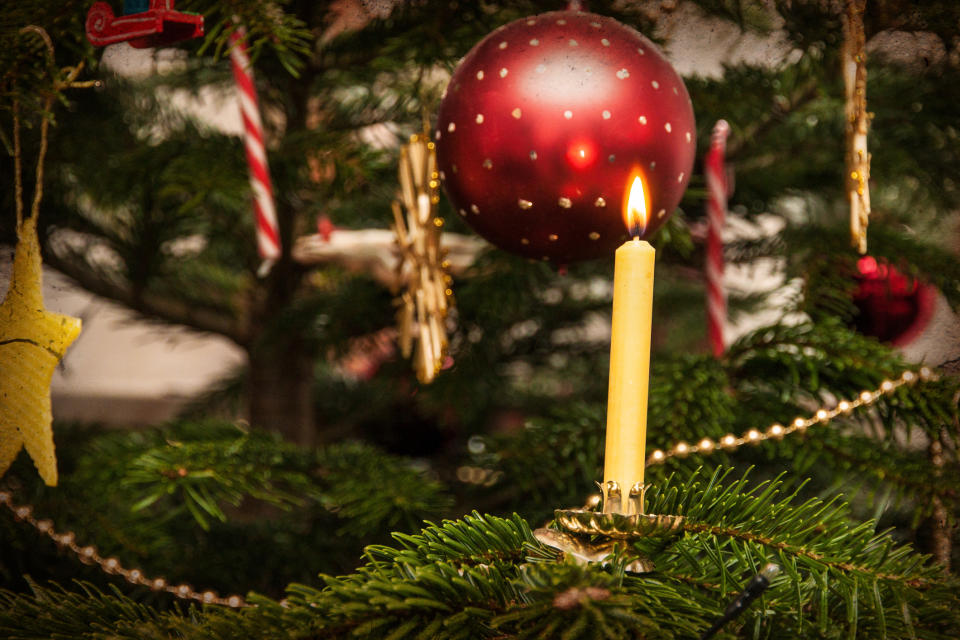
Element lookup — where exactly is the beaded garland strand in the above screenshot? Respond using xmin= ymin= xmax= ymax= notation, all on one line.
xmin=647 ymin=367 xmax=935 ymax=464
xmin=459 ymin=366 xmax=938 ymax=485
xmin=0 ymin=490 xmax=246 ymax=608
xmin=0 ymin=367 xmax=938 ymax=607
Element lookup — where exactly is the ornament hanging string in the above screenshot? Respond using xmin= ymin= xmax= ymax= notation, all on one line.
xmin=705 ymin=120 xmax=730 ymax=357
xmin=229 ymin=25 xmax=281 ymax=274
xmin=844 ymin=0 xmax=870 ymax=253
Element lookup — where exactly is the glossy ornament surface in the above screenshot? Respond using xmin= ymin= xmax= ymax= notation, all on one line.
xmin=436 ymin=10 xmax=695 ymax=262
xmin=853 ymin=256 xmax=935 ymax=346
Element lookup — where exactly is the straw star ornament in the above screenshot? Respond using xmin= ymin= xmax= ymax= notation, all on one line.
xmin=2 ymin=27 xmax=91 ymax=486
xmin=391 ymin=131 xmax=453 ymax=384
xmin=0 ymin=217 xmax=82 ymax=486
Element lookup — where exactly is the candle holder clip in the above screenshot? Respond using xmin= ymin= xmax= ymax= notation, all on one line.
xmin=534 ymin=481 xmax=685 ymax=573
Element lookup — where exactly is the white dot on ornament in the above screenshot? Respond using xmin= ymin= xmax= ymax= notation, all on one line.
xmin=447 ymin=122 xmax=456 ymax=132
xmin=638 ymin=115 xmax=647 ymax=124
xmin=637 ymin=47 xmax=645 ymax=55
xmin=673 ymin=87 xmax=679 ymax=95
xmin=458 ymin=209 xmax=466 ymax=217
xmin=536 ymin=64 xmax=546 ymax=73
xmin=594 ymin=197 xmax=606 ymax=207
xmin=569 ymin=39 xmax=578 ymax=46
xmin=652 ymin=80 xmax=660 ymax=89
xmin=521 ymin=238 xmax=530 ymax=244
xmin=549 ymin=234 xmax=559 ymax=241
xmin=601 ymin=38 xmax=610 ymax=46
xmin=686 ymin=132 xmax=692 ymax=142
xmin=470 ymin=204 xmax=479 ymax=214
xmin=435 ymin=130 xmax=441 ymax=139
xmin=677 ymin=172 xmax=684 ymax=182
xmin=529 ymin=150 xmax=538 ymax=160
xmin=608 ymin=154 xmax=616 ymax=163
xmin=499 ymin=41 xmax=507 ymax=49
xmin=530 ymin=38 xmax=539 ymax=46
xmin=665 ymin=122 xmax=672 ymax=132
xmin=518 ymin=199 xmax=533 ymax=209
xmin=564 ymin=110 xmax=573 ymax=119
xmin=499 ymin=68 xmax=508 ymax=78
xmin=649 ymin=161 xmax=656 ymax=169
xmin=591 ymin=21 xmax=601 ymax=28
xmin=602 ymin=110 xmax=611 ymax=119
xmin=527 ymin=19 xmax=535 ymax=25
xmin=558 ymin=197 xmax=572 ymax=208
xmin=439 ymin=170 xmax=445 ymax=180
xmin=617 ymin=68 xmax=630 ymax=79
xmin=476 ymin=70 xmax=484 ymax=80
xmin=557 ymin=19 xmax=567 ymax=25
xmin=589 ymin=231 xmax=600 ymax=240
xmin=512 ymin=108 xmax=522 ymax=119
xmin=657 ymin=208 xmax=666 ymax=218
xmin=476 ymin=114 xmax=484 ymax=123
xmin=482 ymin=158 xmax=493 ymax=169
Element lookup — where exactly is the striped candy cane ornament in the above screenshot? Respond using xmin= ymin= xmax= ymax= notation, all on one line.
xmin=229 ymin=27 xmax=281 ymax=268
xmin=705 ymin=120 xmax=731 ymax=357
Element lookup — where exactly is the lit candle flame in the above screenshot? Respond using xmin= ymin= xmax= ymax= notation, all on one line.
xmin=623 ymin=174 xmax=648 ymax=239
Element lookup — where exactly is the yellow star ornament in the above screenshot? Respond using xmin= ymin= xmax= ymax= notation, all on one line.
xmin=0 ymin=215 xmax=81 ymax=486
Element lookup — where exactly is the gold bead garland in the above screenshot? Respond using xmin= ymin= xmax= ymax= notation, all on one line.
xmin=645 ymin=367 xmax=936 ymax=465
xmin=456 ymin=367 xmax=937 ymax=486
xmin=0 ymin=491 xmax=246 ymax=608
xmin=0 ymin=368 xmax=937 ymax=600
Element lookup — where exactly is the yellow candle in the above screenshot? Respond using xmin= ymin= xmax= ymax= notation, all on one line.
xmin=603 ymin=175 xmax=654 ymax=514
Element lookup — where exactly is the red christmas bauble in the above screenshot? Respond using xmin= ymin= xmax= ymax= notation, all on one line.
xmin=436 ymin=10 xmax=696 ymax=262
xmin=853 ymin=256 xmax=935 ymax=346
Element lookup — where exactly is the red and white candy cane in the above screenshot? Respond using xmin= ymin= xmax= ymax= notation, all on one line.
xmin=229 ymin=27 xmax=281 ymax=267
xmin=705 ymin=120 xmax=731 ymax=357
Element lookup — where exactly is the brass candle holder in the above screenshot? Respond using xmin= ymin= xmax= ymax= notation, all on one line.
xmin=534 ymin=480 xmax=685 ymax=573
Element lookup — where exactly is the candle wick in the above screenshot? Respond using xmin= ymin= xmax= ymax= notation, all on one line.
xmin=630 ymin=221 xmax=642 ymax=241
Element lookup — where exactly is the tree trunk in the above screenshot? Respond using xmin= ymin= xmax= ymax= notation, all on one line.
xmin=246 ymin=341 xmax=316 ymax=446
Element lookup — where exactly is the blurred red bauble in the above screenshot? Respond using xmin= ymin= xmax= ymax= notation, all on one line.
xmin=853 ymin=256 xmax=935 ymax=346
xmin=435 ymin=10 xmax=695 ymax=262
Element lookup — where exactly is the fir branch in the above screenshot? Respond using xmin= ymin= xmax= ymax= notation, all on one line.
xmin=40 ymin=249 xmax=250 ymax=344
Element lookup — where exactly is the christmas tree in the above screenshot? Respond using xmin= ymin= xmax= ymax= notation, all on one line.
xmin=2 ymin=0 xmax=960 ymax=637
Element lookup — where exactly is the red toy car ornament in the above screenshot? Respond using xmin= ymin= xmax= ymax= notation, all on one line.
xmin=86 ymin=0 xmax=204 ymax=49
